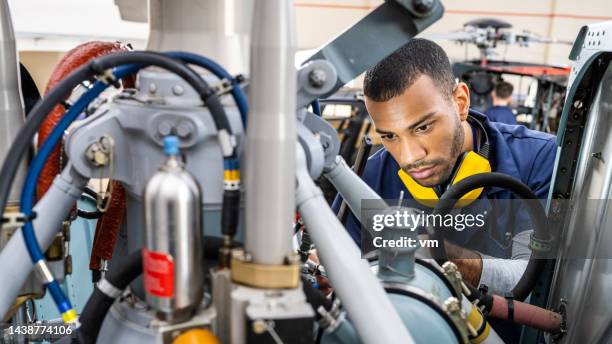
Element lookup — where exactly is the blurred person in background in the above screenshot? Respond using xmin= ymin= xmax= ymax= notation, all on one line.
xmin=486 ymin=81 xmax=518 ymax=125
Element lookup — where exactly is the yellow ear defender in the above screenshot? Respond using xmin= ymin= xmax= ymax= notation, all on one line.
xmin=398 ymin=116 xmax=492 ymax=208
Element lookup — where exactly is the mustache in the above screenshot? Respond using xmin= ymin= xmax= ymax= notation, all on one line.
xmin=401 ymin=159 xmax=444 ymax=172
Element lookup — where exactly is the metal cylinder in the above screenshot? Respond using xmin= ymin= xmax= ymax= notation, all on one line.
xmin=0 ymin=0 xmax=26 ymax=204
xmin=143 ymin=136 xmax=204 ymax=323
xmin=244 ymin=0 xmax=296 ymax=265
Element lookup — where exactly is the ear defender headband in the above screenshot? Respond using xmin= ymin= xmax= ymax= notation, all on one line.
xmin=397 ymin=115 xmax=492 ymax=208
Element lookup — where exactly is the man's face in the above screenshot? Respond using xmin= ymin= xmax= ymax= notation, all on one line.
xmin=365 ymin=75 xmax=470 ymax=187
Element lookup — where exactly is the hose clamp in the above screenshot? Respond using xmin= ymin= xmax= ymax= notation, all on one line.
xmin=94 ymin=68 xmax=120 ymax=88
xmin=34 ymin=260 xmax=55 ymax=284
xmin=97 ymin=278 xmax=122 ymax=299
xmin=529 ymin=233 xmax=553 ymax=253
xmin=213 ymin=78 xmax=234 ymax=97
xmin=317 ymin=299 xmax=344 ymax=331
xmin=505 ymin=292 xmax=515 ymax=322
xmin=218 ymin=129 xmax=236 ymax=157
xmin=2 ymin=211 xmax=37 ymax=226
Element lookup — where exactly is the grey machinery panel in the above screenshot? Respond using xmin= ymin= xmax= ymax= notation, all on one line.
xmin=547 ymin=22 xmax=612 ymax=344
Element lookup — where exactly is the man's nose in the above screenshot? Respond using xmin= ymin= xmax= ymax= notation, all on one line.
xmin=398 ymin=138 xmax=427 ymax=167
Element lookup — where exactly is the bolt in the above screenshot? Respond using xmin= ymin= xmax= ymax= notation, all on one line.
xmin=445 ymin=298 xmax=462 ymax=313
xmin=86 ymin=142 xmax=110 ymax=167
xmin=442 ymin=261 xmax=459 ymax=274
xmin=148 ymin=83 xmax=157 ymax=95
xmin=252 ymin=319 xmax=267 ymax=334
xmin=172 ymin=85 xmax=184 ymax=96
xmin=413 ymin=0 xmax=434 ymax=14
xmin=158 ymin=120 xmax=173 ymax=136
xmin=308 ymin=69 xmax=327 ymax=88
xmin=176 ymin=121 xmax=193 ymax=139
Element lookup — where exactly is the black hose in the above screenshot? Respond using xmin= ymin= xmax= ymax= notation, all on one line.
xmin=201 ymin=235 xmax=242 ymax=260
xmin=0 ymin=51 xmax=233 ymax=226
xmin=82 ymin=187 xmax=98 ymax=199
xmin=299 ymin=230 xmax=312 ymax=263
xmin=78 ymin=250 xmax=142 ymax=344
xmin=430 ymin=172 xmax=550 ymax=301
xmin=76 ymin=187 xmax=104 ymax=219
xmin=76 ymin=208 xmax=103 ymax=220
xmin=221 ymin=190 xmax=241 ymax=238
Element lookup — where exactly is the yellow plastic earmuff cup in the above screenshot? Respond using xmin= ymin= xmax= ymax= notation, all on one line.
xmin=398 ymin=151 xmax=492 ymax=208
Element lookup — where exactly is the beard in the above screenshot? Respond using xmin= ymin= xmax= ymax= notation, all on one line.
xmin=401 ymin=115 xmax=465 ymax=187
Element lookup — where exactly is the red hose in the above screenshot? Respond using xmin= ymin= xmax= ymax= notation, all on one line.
xmin=489 ymin=294 xmax=563 ymax=333
xmin=37 ymin=41 xmax=131 ymax=199
xmin=89 ymin=183 xmax=126 ymax=270
xmin=37 ymin=41 xmax=132 ymax=271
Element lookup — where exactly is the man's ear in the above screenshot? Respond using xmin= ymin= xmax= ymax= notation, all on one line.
xmin=453 ymin=82 xmax=470 ymax=120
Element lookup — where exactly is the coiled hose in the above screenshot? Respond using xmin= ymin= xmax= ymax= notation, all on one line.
xmin=430 ymin=172 xmax=551 ymax=301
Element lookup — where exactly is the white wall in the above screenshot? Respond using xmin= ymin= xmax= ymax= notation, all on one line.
xmin=11 ymin=0 xmax=612 ymax=91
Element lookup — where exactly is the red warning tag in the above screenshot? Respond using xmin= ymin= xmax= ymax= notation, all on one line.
xmin=143 ymin=248 xmax=174 ymax=298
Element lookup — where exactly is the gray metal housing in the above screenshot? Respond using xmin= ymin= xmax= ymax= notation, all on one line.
xmin=545 ymin=21 xmax=612 ymax=343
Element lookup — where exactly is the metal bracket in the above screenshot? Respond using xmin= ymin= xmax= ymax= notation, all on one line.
xmin=299 ymin=0 xmax=444 ymax=103
xmin=297 ymin=110 xmax=341 ymax=178
xmin=551 ymin=298 xmax=568 ymax=342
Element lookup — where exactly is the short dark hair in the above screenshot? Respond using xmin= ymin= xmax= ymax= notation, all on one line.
xmin=363 ymin=38 xmax=455 ymax=102
xmin=494 ymin=81 xmax=513 ymax=99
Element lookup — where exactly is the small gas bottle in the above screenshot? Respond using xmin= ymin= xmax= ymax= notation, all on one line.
xmin=143 ymin=135 xmax=204 ymax=323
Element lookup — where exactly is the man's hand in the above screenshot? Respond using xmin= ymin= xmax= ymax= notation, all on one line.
xmin=444 ymin=241 xmax=483 ymax=286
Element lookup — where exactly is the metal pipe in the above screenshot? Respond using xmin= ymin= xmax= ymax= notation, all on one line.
xmin=295 ymin=146 xmax=414 ymax=344
xmin=324 ymin=156 xmax=388 ymax=226
xmin=244 ymin=0 xmax=296 ymax=265
xmin=0 ymin=163 xmax=88 ymax=318
xmin=0 ymin=0 xmax=26 ymax=203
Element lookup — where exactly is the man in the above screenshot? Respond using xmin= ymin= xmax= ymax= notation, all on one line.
xmin=334 ymin=39 xmax=556 ymax=294
xmin=485 ymin=80 xmax=518 ymax=125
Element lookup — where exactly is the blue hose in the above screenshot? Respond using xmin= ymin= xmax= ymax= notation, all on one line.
xmin=165 ymin=51 xmax=249 ymax=126
xmin=20 ymin=65 xmax=137 ymax=323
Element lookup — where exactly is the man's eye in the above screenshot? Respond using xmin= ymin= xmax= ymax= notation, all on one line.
xmin=380 ymin=133 xmax=397 ymax=141
xmin=415 ymin=123 xmax=432 ymax=133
